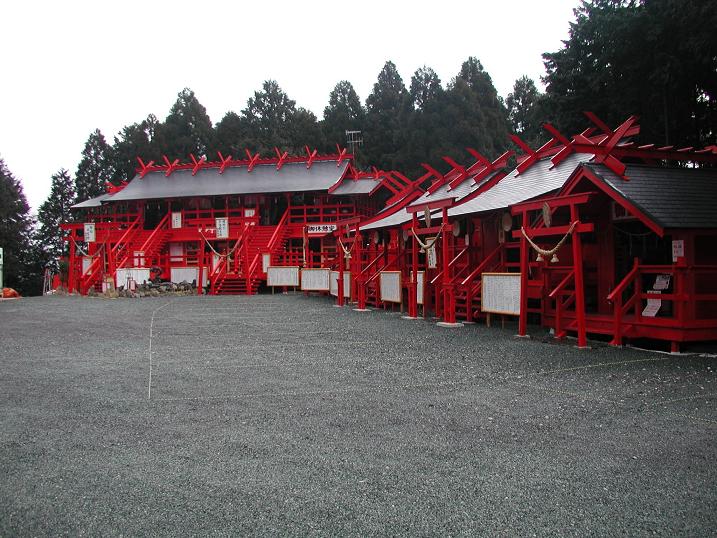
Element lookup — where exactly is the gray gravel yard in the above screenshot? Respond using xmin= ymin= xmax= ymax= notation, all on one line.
xmin=1 ymin=294 xmax=716 ymax=536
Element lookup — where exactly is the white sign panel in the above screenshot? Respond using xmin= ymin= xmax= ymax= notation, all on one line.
xmin=481 ymin=273 xmax=521 ymax=315
xmin=169 ymin=242 xmax=183 ymax=263
xmin=82 ymin=256 xmax=93 ymax=275
xmin=329 ymin=271 xmax=351 ymax=298
xmin=133 ymin=251 xmax=145 ymax=268
xmin=307 ymin=224 xmax=337 ymax=235
xmin=642 ymin=290 xmax=661 ymax=317
xmin=301 ymin=268 xmax=331 ymax=291
xmin=171 ymin=212 xmax=182 ymax=229
xmin=380 ymin=271 xmax=402 ymax=303
xmin=417 ymin=271 xmax=425 ymax=305
xmin=262 ymin=253 xmax=271 ymax=273
xmin=116 ymin=268 xmax=151 ymax=288
xmin=170 ymin=267 xmax=201 ymax=285
xmin=215 ymin=217 xmax=229 ymax=239
xmin=267 ymin=266 xmax=300 ymax=287
xmin=244 ymin=208 xmax=256 ymax=218
xmin=84 ymin=222 xmax=96 ymax=243
xmin=426 ymin=239 xmax=437 ymax=269
xmin=671 ymin=239 xmax=684 ymax=262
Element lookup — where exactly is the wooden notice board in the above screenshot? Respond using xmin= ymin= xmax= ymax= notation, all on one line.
xmin=481 ymin=272 xmax=521 ymax=315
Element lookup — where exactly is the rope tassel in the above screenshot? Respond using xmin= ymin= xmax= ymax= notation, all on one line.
xmin=411 ymin=226 xmax=443 ymax=253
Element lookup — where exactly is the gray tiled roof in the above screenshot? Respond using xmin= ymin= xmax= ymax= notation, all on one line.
xmin=408 ymin=171 xmax=500 ymax=209
xmin=584 ymin=163 xmax=717 ymax=229
xmin=448 ymin=152 xmax=593 ymax=218
xmin=71 ymin=192 xmax=115 ymax=209
xmin=331 ymin=177 xmax=378 ymax=195
xmin=107 ymin=160 xmax=350 ymax=202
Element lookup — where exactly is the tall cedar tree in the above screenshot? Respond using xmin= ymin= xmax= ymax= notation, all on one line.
xmin=442 ymin=57 xmax=510 ymax=165
xmin=364 ymin=61 xmax=412 ymax=170
xmin=110 ymin=115 xmax=161 ymax=184
xmin=156 ymin=88 xmax=214 ymax=160
xmin=506 ymin=76 xmax=547 ymax=148
xmin=75 ymin=129 xmax=113 ymax=202
xmin=210 ymin=111 xmax=249 ymax=158
xmin=241 ymin=80 xmax=298 ymax=154
xmin=542 ymin=0 xmax=717 ymax=147
xmin=36 ymin=169 xmax=75 ymax=270
xmin=322 ymin=81 xmax=366 ymax=152
xmin=0 ymin=157 xmax=41 ymax=295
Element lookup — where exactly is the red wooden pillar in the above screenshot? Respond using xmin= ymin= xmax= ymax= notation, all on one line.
xmin=197 ymin=241 xmax=204 ymax=296
xmin=441 ymin=208 xmax=457 ymax=324
xmin=407 ymin=216 xmax=419 ymax=319
xmin=68 ymin=235 xmax=76 ymax=293
xmin=337 ymin=236 xmax=345 ymax=307
xmin=571 ymin=205 xmax=587 ymax=348
xmin=518 ymin=210 xmax=529 ymax=337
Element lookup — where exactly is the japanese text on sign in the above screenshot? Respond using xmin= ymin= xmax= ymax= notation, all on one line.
xmin=306 ymin=224 xmax=337 ymax=234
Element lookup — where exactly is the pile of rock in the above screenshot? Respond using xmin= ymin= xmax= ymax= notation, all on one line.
xmin=89 ymin=281 xmax=198 ymax=299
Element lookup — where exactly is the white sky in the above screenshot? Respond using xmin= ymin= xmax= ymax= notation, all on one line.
xmin=0 ymin=0 xmax=578 ymax=212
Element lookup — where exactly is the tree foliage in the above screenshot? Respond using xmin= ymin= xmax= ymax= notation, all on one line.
xmin=156 ymin=88 xmax=214 ymax=160
xmin=543 ymin=0 xmax=717 ymax=146
xmin=322 ymin=81 xmax=365 ymax=150
xmin=506 ymin=76 xmax=547 ymax=148
xmin=0 ymin=157 xmax=41 ymax=295
xmin=36 ymin=169 xmax=75 ymax=270
xmin=75 ymin=129 xmax=113 ymax=201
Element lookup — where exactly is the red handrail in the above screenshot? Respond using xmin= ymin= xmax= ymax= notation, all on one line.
xmin=460 ymin=244 xmax=504 ymax=287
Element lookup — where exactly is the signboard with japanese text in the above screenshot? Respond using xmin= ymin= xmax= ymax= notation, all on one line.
xmin=267 ymin=266 xmax=300 ymax=287
xmin=481 ymin=273 xmax=521 ymax=315
xmin=417 ymin=271 xmax=425 ymax=305
xmin=262 ymin=253 xmax=271 ymax=273
xmin=84 ymin=223 xmax=96 ymax=243
xmin=307 ymin=224 xmax=337 ymax=235
xmin=380 ymin=271 xmax=402 ymax=303
xmin=171 ymin=212 xmax=182 ymax=229
xmin=215 ymin=217 xmax=229 ymax=239
xmin=426 ymin=239 xmax=437 ymax=269
xmin=671 ymin=239 xmax=684 ymax=262
xmin=301 ymin=268 xmax=331 ymax=291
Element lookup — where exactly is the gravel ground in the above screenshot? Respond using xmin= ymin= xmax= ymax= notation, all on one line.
xmin=1 ymin=294 xmax=716 ymax=536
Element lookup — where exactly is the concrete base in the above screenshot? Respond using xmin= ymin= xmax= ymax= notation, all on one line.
xmin=332 ymin=304 xmax=345 ymax=308
xmin=437 ymin=321 xmax=464 ymax=328
xmin=353 ymin=308 xmax=371 ymax=312
xmin=462 ymin=321 xmax=476 ymax=325
xmin=401 ymin=316 xmax=420 ymax=320
xmin=514 ymin=334 xmax=531 ymax=339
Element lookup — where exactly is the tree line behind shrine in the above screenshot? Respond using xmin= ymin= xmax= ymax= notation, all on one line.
xmin=1 ymin=0 xmax=715 ymax=296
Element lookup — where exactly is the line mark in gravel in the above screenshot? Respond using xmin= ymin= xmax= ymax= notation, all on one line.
xmin=533 ymin=355 xmax=677 ymax=376
xmin=148 ymin=300 xmax=174 ymax=400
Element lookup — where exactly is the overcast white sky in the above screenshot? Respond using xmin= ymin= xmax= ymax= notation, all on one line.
xmin=0 ymin=0 xmax=579 ymax=212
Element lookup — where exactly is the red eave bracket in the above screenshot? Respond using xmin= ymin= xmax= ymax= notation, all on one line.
xmin=190 ymin=154 xmax=206 ymax=176
xmin=163 ymin=155 xmax=179 ymax=177
xmin=136 ymin=157 xmax=155 ymax=179
xmin=335 ymin=145 xmax=349 ymax=167
xmin=275 ymin=148 xmax=289 ymax=170
xmin=217 ymin=152 xmax=232 ymax=174
xmin=244 ymin=149 xmax=260 ymax=172
xmin=305 ymin=146 xmax=318 ymax=169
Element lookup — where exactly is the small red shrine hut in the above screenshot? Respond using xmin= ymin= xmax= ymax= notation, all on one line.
xmin=62 ymin=149 xmax=391 ymax=295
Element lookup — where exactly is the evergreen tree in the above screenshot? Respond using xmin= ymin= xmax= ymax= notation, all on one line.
xmin=289 ymin=108 xmax=325 ymax=153
xmin=156 ymin=88 xmax=214 ymax=160
xmin=241 ymin=80 xmax=298 ymax=153
xmin=409 ymin=66 xmax=443 ymax=111
xmin=442 ymin=57 xmax=511 ymax=162
xmin=211 ymin=111 xmax=249 ymax=158
xmin=0 ymin=157 xmax=41 ymax=295
xmin=110 ymin=114 xmax=161 ymax=184
xmin=506 ymin=76 xmax=546 ymax=147
xmin=36 ymin=169 xmax=75 ymax=271
xmin=75 ymin=129 xmax=113 ymax=202
xmin=542 ymin=0 xmax=717 ymax=147
xmin=322 ymin=81 xmax=365 ymax=150
xmin=364 ymin=61 xmax=411 ymax=169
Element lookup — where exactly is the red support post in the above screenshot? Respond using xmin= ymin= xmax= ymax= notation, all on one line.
xmin=518 ymin=211 xmax=529 ymax=337
xmin=441 ymin=208 xmax=457 ymax=324
xmin=571 ymin=205 xmax=588 ymax=348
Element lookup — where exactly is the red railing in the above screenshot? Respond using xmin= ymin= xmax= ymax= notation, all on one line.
xmin=548 ymin=269 xmax=576 ymax=339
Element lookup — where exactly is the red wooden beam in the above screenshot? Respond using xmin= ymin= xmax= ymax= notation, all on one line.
xmin=422 ymin=163 xmax=446 ymax=194
xmin=335 ymin=145 xmax=349 ymax=167
xmin=217 ymin=152 xmax=232 ymax=174
xmin=274 ymin=147 xmax=289 ymax=170
xmin=583 ymin=111 xmax=613 ymax=135
xmin=305 ymin=146 xmax=318 ymax=169
xmin=245 ymin=149 xmax=260 ymax=172
xmin=136 ymin=157 xmax=155 ymax=179
xmin=190 ymin=154 xmax=206 ymax=176
xmin=163 ymin=155 xmax=180 ymax=177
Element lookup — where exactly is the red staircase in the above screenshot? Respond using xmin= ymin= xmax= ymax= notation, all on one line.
xmin=454 ymin=243 xmax=510 ymax=322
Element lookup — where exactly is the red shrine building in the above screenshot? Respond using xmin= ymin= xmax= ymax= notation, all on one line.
xmin=63 ymin=149 xmax=397 ymax=295
xmin=63 ymin=114 xmax=717 ymax=351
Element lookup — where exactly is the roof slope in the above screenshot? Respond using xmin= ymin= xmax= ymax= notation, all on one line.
xmin=408 ymin=171 xmax=500 ymax=209
xmin=584 ymin=163 xmax=717 ymax=229
xmin=71 ymin=192 xmax=115 ymax=209
xmin=448 ymin=152 xmax=592 ymax=218
xmin=108 ymin=160 xmax=350 ymax=202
